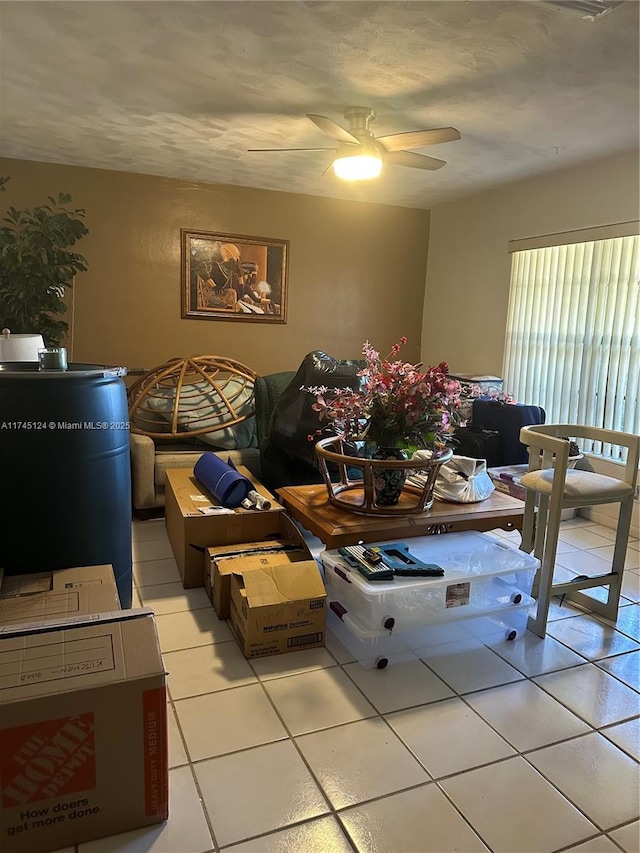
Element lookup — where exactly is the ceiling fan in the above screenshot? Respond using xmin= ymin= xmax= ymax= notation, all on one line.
xmin=248 ymin=107 xmax=462 ymax=181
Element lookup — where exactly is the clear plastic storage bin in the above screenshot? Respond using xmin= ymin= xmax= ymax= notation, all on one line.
xmin=327 ymin=609 xmax=418 ymax=668
xmin=327 ymin=596 xmax=534 ymax=669
xmin=321 ymin=531 xmax=539 ymax=632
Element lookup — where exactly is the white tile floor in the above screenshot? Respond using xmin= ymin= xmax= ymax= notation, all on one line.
xmin=73 ymin=516 xmax=639 ymax=853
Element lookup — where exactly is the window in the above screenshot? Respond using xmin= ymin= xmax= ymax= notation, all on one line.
xmin=503 ymin=226 xmax=639 ymax=460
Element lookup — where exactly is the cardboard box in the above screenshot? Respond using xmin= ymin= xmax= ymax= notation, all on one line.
xmin=165 ymin=467 xmax=285 ymax=588
xmin=204 ymin=514 xmax=313 ymax=619
xmin=229 ymin=561 xmax=326 ymax=659
xmin=487 ymin=465 xmax=528 ymax=501
xmin=0 ymin=608 xmax=168 ymax=852
xmin=0 ymin=565 xmax=121 ymax=628
xmin=0 ymin=565 xmax=119 ymax=599
xmin=447 ymin=374 xmax=503 ymax=393
xmin=488 ymin=465 xmax=576 ymax=520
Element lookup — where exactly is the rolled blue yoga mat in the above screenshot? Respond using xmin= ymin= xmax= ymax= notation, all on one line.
xmin=194 ymin=453 xmax=253 ymax=507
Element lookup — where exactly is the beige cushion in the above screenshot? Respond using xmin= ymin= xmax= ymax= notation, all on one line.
xmin=520 ymin=468 xmax=634 ymax=501
xmin=154 ymin=450 xmax=206 ymax=487
xmin=153 ymin=447 xmax=260 ymax=488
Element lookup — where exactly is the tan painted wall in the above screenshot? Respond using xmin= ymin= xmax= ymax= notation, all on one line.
xmin=422 ymin=149 xmax=640 ymax=535
xmin=422 ymin=149 xmax=640 ymax=378
xmin=0 ymin=158 xmax=430 ymax=374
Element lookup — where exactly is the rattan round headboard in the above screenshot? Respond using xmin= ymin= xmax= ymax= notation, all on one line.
xmin=127 ymin=355 xmax=257 ymax=439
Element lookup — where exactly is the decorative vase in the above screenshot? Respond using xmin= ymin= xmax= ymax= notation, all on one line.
xmin=372 ymin=445 xmax=407 ymax=505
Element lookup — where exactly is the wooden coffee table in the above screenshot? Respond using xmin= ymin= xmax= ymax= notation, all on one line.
xmin=277 ymin=483 xmax=525 ymax=549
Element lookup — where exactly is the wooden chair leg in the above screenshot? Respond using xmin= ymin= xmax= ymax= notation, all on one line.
xmin=564 ymin=496 xmax=633 ymax=622
xmin=533 ymin=494 xmax=549 ymax=564
xmin=528 ymin=494 xmax=550 ymax=600
xmin=527 ymin=552 xmax=555 ymax=638
xmin=520 ymin=492 xmax=537 ymax=551
xmin=527 ymin=495 xmax=564 ymax=638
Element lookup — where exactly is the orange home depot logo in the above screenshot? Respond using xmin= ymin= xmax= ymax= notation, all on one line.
xmin=143 ymin=687 xmax=168 ymax=820
xmin=0 ymin=713 xmax=96 ymax=806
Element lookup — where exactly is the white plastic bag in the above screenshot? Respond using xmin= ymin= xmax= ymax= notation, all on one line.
xmin=433 ymin=455 xmax=495 ymax=503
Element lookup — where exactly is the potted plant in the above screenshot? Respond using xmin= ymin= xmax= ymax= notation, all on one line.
xmin=306 ymin=337 xmax=464 ymax=452
xmin=0 ymin=176 xmax=89 ymax=347
xmin=306 ymin=337 xmax=464 ymax=507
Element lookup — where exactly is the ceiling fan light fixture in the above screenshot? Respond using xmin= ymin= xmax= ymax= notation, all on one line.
xmin=333 ymin=153 xmax=383 ymax=181
xmin=251 ymin=107 xmax=461 ymax=178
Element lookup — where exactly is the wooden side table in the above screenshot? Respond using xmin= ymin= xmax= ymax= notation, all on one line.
xmin=277 ymin=483 xmax=525 ymax=549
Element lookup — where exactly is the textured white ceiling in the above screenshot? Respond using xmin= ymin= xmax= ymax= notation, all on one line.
xmin=0 ymin=0 xmax=638 ymax=209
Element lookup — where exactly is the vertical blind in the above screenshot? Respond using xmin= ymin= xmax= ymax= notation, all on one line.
xmin=503 ymin=234 xmax=640 ymax=459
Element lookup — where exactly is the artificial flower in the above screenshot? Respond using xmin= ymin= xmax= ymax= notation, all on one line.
xmin=306 ymin=337 xmax=464 ymax=451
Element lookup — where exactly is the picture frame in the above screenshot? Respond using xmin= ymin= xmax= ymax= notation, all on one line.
xmin=181 ymin=229 xmax=289 ymax=323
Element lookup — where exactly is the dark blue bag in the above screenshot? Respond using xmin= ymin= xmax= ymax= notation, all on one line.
xmin=471 ymin=399 xmax=546 ymax=465
xmin=452 ymin=426 xmax=502 ymax=468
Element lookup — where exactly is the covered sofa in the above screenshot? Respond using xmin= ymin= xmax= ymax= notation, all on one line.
xmin=128 ymin=358 xmax=322 ymax=514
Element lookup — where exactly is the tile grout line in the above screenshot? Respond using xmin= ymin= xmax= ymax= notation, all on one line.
xmin=166 ymin=690 xmax=223 ymax=853
xmin=218 ymin=646 xmax=360 ymax=851
xmin=133 ymin=522 xmax=638 ymax=852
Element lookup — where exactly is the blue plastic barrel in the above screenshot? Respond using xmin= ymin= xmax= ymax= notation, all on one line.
xmin=0 ymin=363 xmax=133 ymax=608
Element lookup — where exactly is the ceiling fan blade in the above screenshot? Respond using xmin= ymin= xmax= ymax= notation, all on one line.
xmin=247 ymin=147 xmax=337 ymax=152
xmin=377 ymin=127 xmax=461 ymax=152
xmin=386 ymin=150 xmax=447 ymax=171
xmin=307 ymin=114 xmax=360 ymax=145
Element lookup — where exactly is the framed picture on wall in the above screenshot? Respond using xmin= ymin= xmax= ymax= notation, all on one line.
xmin=181 ymin=229 xmax=289 ymax=323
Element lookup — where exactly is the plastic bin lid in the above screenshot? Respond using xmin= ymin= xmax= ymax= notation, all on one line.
xmin=321 ymin=530 xmax=539 ymax=593
xmin=0 ymin=362 xmax=126 ymax=379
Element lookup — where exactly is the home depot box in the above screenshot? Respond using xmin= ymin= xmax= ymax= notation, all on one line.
xmin=204 ymin=514 xmax=313 ymax=619
xmin=487 ymin=464 xmax=528 ymax=501
xmin=229 ymin=561 xmax=326 ymax=659
xmin=165 ymin=467 xmax=285 ymax=588
xmin=0 ymin=565 xmax=121 ymax=627
xmin=0 ymin=608 xmax=168 ymax=853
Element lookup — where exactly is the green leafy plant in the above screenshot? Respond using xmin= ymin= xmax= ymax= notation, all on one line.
xmin=0 ymin=176 xmax=89 ymax=346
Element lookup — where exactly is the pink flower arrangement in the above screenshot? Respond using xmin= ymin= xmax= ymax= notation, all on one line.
xmin=306 ymin=337 xmax=464 ymax=450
